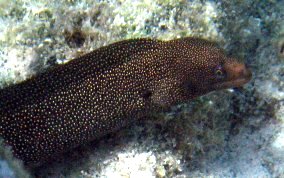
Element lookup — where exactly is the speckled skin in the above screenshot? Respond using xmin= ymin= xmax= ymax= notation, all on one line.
xmin=0 ymin=38 xmax=251 ymax=166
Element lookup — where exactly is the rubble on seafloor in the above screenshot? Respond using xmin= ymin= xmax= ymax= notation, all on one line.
xmin=0 ymin=0 xmax=284 ymax=177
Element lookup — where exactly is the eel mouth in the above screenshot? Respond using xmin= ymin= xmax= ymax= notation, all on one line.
xmin=213 ymin=62 xmax=252 ymax=90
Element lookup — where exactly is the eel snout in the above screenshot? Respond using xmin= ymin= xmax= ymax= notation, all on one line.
xmin=216 ymin=60 xmax=252 ymax=89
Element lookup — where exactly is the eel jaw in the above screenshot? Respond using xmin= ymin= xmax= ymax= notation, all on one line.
xmin=213 ymin=62 xmax=252 ymax=90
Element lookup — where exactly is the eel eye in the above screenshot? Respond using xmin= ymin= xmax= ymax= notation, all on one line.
xmin=215 ymin=69 xmax=223 ymax=76
xmin=215 ymin=65 xmax=225 ymax=79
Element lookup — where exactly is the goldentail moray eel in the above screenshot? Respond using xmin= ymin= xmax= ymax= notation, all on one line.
xmin=0 ymin=37 xmax=252 ymax=166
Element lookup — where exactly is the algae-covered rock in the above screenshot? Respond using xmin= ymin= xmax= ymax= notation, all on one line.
xmin=0 ymin=0 xmax=284 ymax=177
xmin=0 ymin=138 xmax=30 ymax=178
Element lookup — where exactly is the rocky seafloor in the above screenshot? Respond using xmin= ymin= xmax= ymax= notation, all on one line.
xmin=0 ymin=0 xmax=284 ymax=177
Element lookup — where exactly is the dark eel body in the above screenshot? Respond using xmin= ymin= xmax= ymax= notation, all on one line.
xmin=0 ymin=38 xmax=251 ymax=166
